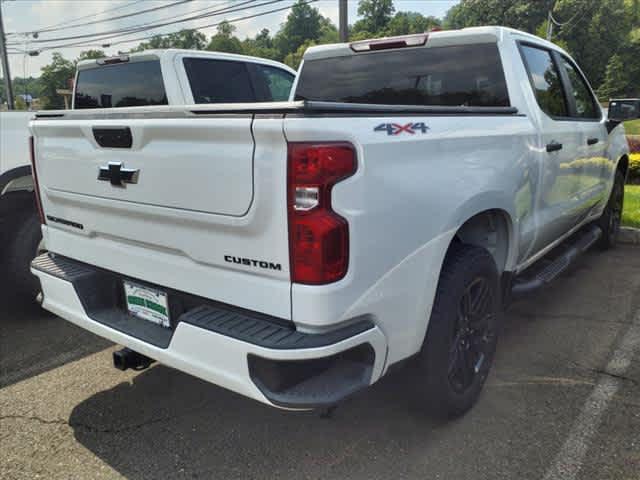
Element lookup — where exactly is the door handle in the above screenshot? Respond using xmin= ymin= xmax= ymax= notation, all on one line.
xmin=587 ymin=137 xmax=599 ymax=145
xmin=546 ymin=141 xmax=563 ymax=153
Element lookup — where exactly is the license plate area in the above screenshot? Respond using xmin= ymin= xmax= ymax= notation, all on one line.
xmin=124 ymin=280 xmax=170 ymax=328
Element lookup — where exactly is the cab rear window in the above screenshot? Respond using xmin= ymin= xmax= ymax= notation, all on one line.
xmin=295 ymin=43 xmax=509 ymax=107
xmin=74 ymin=60 xmax=168 ymax=109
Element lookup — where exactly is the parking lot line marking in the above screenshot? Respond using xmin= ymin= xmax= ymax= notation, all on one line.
xmin=542 ymin=309 xmax=640 ymax=480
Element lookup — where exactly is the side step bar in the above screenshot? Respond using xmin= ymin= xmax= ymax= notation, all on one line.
xmin=512 ymin=224 xmax=602 ymax=297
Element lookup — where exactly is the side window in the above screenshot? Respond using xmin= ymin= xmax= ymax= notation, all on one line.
xmin=255 ymin=65 xmax=294 ymax=101
xmin=559 ymin=57 xmax=600 ymax=119
xmin=183 ymin=58 xmax=255 ymax=103
xmin=520 ymin=44 xmax=568 ymax=118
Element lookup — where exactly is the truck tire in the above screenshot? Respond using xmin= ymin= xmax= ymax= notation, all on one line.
xmin=6 ymin=210 xmax=43 ymax=299
xmin=414 ymin=243 xmax=502 ymax=419
xmin=597 ymin=170 xmax=625 ymax=250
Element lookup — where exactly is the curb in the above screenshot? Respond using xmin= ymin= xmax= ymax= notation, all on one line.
xmin=619 ymin=227 xmax=640 ymax=245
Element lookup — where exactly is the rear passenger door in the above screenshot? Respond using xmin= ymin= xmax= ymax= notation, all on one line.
xmin=519 ymin=43 xmax=585 ymax=256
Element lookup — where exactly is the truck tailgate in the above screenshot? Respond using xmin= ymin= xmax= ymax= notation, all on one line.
xmin=35 ymin=117 xmax=254 ymax=216
xmin=31 ymin=110 xmax=291 ymax=319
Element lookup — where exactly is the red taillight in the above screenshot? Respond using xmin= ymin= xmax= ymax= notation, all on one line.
xmin=288 ymin=143 xmax=356 ymax=284
xmin=29 ymin=136 xmax=46 ymax=225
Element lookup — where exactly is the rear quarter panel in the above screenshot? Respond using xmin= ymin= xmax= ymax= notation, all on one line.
xmin=285 ymin=114 xmax=537 ymax=364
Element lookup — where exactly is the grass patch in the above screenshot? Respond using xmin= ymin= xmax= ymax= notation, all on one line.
xmin=624 ymin=119 xmax=640 ymax=135
xmin=623 ymin=184 xmax=640 ymax=228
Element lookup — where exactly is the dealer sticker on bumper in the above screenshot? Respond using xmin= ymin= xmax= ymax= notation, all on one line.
xmin=124 ymin=281 xmax=170 ymax=328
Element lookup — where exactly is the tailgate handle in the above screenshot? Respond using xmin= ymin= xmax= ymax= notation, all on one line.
xmin=93 ymin=127 xmax=132 ymax=148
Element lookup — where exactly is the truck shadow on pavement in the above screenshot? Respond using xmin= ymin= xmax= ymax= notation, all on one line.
xmin=0 ymin=296 xmax=111 ymax=388
xmin=68 ymin=364 xmax=446 ymax=480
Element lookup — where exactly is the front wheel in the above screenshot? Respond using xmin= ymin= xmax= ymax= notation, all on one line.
xmin=413 ymin=243 xmax=502 ymax=419
xmin=597 ymin=170 xmax=625 ymax=250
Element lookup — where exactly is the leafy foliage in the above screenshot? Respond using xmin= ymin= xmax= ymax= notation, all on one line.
xmin=353 ymin=0 xmax=395 ymax=34
xmin=39 ymin=53 xmax=75 ymax=109
xmin=131 ymin=29 xmax=207 ymax=51
xmin=275 ymin=1 xmax=324 ymax=58
xmin=207 ymin=22 xmax=244 ymax=54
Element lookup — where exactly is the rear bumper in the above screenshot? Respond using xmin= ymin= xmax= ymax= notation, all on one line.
xmin=31 ymin=254 xmax=388 ymax=409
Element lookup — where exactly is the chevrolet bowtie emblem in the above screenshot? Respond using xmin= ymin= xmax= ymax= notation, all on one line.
xmin=98 ymin=162 xmax=139 ymax=187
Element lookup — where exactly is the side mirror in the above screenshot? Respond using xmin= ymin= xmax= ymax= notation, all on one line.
xmin=606 ymin=99 xmax=639 ymax=133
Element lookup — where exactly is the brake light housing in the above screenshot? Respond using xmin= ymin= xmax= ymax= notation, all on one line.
xmin=29 ymin=136 xmax=46 ymax=225
xmin=287 ymin=143 xmax=356 ymax=284
xmin=350 ymin=33 xmax=428 ymax=52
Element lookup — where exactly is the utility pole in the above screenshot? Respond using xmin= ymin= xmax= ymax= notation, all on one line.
xmin=339 ymin=0 xmax=348 ymax=43
xmin=0 ymin=1 xmax=15 ymax=110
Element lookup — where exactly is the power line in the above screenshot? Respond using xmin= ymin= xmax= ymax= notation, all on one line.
xmin=7 ymin=0 xmax=146 ymax=36
xmin=546 ymin=2 xmax=590 ymax=40
xmin=9 ymin=0 xmax=267 ymax=46
xmin=31 ymin=0 xmax=290 ymax=52
xmin=9 ymin=0 xmax=197 ymax=43
xmin=4 ymin=0 xmax=318 ymax=56
xmin=549 ymin=10 xmax=582 ymax=27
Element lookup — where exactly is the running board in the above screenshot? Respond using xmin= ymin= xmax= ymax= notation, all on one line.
xmin=512 ymin=225 xmax=602 ymax=297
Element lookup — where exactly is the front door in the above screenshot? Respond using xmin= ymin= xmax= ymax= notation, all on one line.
xmin=518 ymin=43 xmax=586 ymax=259
xmin=556 ymin=54 xmax=612 ymax=221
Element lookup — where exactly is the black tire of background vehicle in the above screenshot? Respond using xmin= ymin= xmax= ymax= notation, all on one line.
xmin=597 ymin=170 xmax=625 ymax=250
xmin=413 ymin=243 xmax=502 ymax=419
xmin=5 ymin=205 xmax=42 ymax=300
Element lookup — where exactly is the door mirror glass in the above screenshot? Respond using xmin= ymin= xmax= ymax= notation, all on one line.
xmin=608 ymin=99 xmax=640 ymax=122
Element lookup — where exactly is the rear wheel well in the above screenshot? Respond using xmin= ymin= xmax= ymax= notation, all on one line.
xmin=453 ymin=210 xmax=512 ymax=274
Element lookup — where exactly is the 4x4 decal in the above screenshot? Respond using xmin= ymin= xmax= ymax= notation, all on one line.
xmin=374 ymin=122 xmax=430 ymax=135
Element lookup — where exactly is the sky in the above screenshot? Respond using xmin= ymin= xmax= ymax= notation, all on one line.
xmin=1 ymin=0 xmax=459 ymax=79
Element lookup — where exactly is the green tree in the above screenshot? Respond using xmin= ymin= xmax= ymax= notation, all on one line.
xmin=275 ymin=0 xmax=324 ymax=57
xmin=3 ymin=76 xmax=44 ymax=105
xmin=443 ymin=0 xmax=553 ymax=32
xmin=553 ymin=0 xmax=630 ymax=88
xmin=242 ymin=28 xmax=280 ymax=60
xmin=39 ymin=53 xmax=75 ymax=109
xmin=14 ymin=95 xmax=28 ymax=110
xmin=283 ymin=39 xmax=316 ymax=69
xmin=353 ymin=0 xmax=395 ymax=34
xmin=598 ymin=28 xmax=640 ymax=98
xmin=131 ymin=29 xmax=206 ymax=52
xmin=207 ymin=21 xmax=244 ymax=54
xmin=386 ymin=12 xmax=441 ymax=36
xmin=77 ymin=49 xmax=106 ymax=61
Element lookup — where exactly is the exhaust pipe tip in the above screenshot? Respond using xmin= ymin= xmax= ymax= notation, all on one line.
xmin=113 ymin=348 xmax=154 ymax=371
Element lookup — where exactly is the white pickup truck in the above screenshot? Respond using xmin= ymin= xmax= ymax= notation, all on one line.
xmin=30 ymin=28 xmax=634 ymax=418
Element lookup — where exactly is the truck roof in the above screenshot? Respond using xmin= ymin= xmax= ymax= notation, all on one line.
xmin=303 ymin=26 xmax=567 ymax=62
xmin=76 ymin=49 xmax=296 ymax=75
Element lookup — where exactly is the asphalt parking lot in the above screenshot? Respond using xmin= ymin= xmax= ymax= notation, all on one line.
xmin=1 ymin=245 xmax=639 ymax=480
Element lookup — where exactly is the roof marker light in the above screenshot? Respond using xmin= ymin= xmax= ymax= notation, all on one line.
xmin=97 ymin=54 xmax=130 ymax=65
xmin=350 ymin=33 xmax=428 ymax=52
